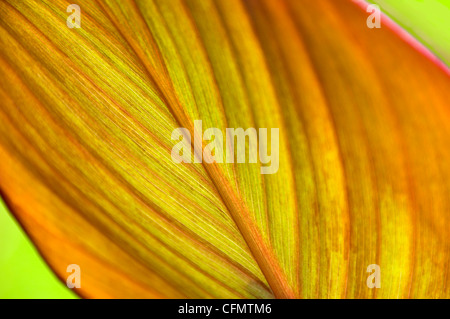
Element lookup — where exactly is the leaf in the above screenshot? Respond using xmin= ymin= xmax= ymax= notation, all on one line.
xmin=0 ymin=0 xmax=449 ymax=298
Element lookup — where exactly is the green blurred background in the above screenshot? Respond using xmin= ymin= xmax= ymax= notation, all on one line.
xmin=368 ymin=0 xmax=450 ymax=65
xmin=0 ymin=0 xmax=449 ymax=299
xmin=0 ymin=199 xmax=76 ymax=298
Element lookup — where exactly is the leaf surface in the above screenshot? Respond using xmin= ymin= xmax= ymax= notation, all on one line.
xmin=0 ymin=0 xmax=449 ymax=298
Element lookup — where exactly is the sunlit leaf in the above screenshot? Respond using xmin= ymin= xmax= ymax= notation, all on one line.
xmin=0 ymin=0 xmax=449 ymax=298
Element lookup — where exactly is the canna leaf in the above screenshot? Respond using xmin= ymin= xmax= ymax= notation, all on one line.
xmin=0 ymin=0 xmax=449 ymax=298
